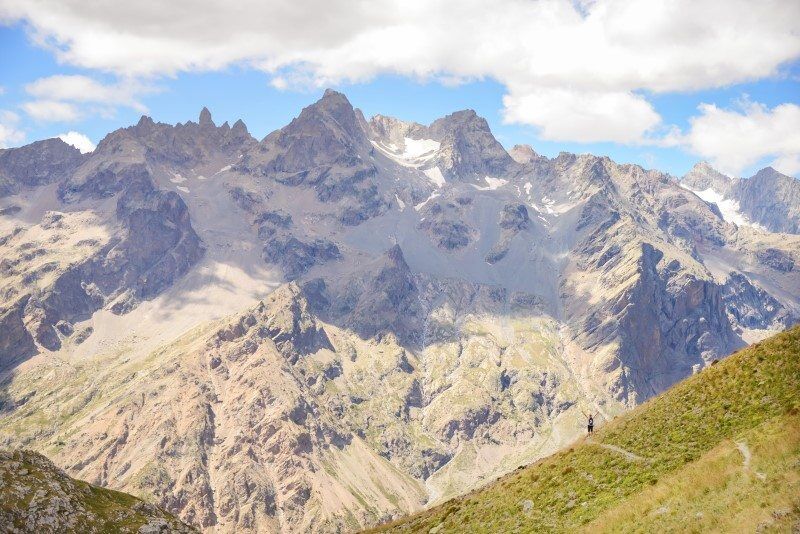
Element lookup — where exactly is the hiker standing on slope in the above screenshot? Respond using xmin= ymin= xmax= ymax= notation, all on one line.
xmin=581 ymin=410 xmax=594 ymax=434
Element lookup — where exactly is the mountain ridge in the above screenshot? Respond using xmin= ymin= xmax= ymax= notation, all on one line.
xmin=1 ymin=89 xmax=799 ymax=532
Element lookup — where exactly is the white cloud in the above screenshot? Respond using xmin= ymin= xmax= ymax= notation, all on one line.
xmin=674 ymin=99 xmax=800 ymax=176
xmin=1 ymin=0 xmax=797 ymax=144
xmin=502 ymin=88 xmax=661 ymax=144
xmin=21 ymin=74 xmax=153 ymax=123
xmin=25 ymin=75 xmax=148 ymax=112
xmin=0 ymin=110 xmax=25 ymax=148
xmin=57 ymin=131 xmax=95 ymax=153
xmin=21 ymin=100 xmax=81 ymax=122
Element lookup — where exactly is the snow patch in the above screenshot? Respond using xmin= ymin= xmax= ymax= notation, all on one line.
xmin=683 ymin=185 xmax=765 ymax=229
xmin=402 ymin=137 xmax=439 ymax=160
xmin=472 ymin=176 xmax=508 ymax=191
xmin=415 ymin=192 xmax=440 ymax=211
xmin=524 ymin=182 xmax=532 ymax=196
xmin=423 ymin=167 xmax=446 ymax=188
xmin=395 ymin=194 xmax=406 ymax=210
xmin=176 ymin=186 xmax=190 ymax=193
xmin=170 ymin=172 xmax=186 ymax=184
xmin=214 ymin=164 xmax=232 ymax=176
xmin=370 ymin=137 xmax=440 ymax=168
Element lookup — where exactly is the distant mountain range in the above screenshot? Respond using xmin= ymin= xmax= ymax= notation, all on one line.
xmin=0 ymin=89 xmax=798 ymax=532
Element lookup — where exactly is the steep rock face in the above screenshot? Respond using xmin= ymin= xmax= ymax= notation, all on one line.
xmin=721 ymin=272 xmax=792 ymax=330
xmin=238 ymin=90 xmax=388 ymax=225
xmin=614 ymin=244 xmax=739 ymax=400
xmin=427 ymin=110 xmax=518 ymax=181
xmin=486 ymin=203 xmax=530 ymax=264
xmin=0 ymin=297 xmax=36 ymax=370
xmin=311 ymin=245 xmax=421 ymax=345
xmin=734 ymin=167 xmax=800 ymax=234
xmin=0 ymin=138 xmax=84 ymax=197
xmin=0 ymin=131 xmax=206 ymax=353
xmin=14 ymin=164 xmax=204 ymax=350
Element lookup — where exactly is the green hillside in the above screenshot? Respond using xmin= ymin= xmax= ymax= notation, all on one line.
xmin=372 ymin=326 xmax=800 ymax=533
xmin=0 ymin=449 xmax=196 ymax=533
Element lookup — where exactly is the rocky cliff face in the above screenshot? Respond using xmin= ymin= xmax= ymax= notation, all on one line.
xmin=1 ymin=89 xmax=798 ymax=533
xmin=0 ymin=138 xmax=84 ymax=197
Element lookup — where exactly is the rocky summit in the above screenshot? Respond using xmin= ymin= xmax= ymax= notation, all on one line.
xmin=0 ymin=90 xmax=798 ymax=533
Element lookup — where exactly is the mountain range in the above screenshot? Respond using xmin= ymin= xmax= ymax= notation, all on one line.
xmin=0 ymin=89 xmax=798 ymax=532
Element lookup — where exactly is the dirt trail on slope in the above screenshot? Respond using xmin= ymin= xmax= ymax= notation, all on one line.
xmin=735 ymin=441 xmax=751 ymax=469
xmin=585 ymin=438 xmax=648 ymax=463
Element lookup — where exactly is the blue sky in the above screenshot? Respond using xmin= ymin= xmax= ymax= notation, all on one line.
xmin=1 ymin=1 xmax=799 ymax=178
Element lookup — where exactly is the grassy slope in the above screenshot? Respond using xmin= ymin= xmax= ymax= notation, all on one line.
xmin=0 ymin=449 xmax=196 ymax=533
xmin=372 ymin=326 xmax=800 ymax=533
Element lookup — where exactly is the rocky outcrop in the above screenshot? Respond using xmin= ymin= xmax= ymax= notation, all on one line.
xmin=508 ymin=144 xmax=539 ymax=164
xmin=0 ymin=139 xmax=84 ymax=197
xmin=313 ymin=245 xmax=421 ymax=345
xmin=756 ymin=248 xmax=795 ymax=272
xmin=2 ymin=159 xmax=204 ymax=351
xmin=0 ymin=449 xmax=196 ymax=533
xmin=427 ymin=110 xmax=517 ymax=181
xmin=418 ymin=200 xmax=475 ymax=251
xmin=0 ymin=297 xmax=36 ymax=370
xmin=262 ymin=237 xmax=340 ymax=280
xmin=722 ymin=272 xmax=793 ymax=330
xmin=486 ymin=203 xmax=530 ymax=263
xmin=238 ymin=89 xmax=388 ymax=225
xmin=734 ymin=167 xmax=800 ymax=234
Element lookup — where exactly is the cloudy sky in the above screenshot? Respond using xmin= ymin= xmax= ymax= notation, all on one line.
xmin=1 ymin=0 xmax=798 ymax=177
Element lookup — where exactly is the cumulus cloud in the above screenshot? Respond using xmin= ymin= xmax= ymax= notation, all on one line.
xmin=22 ymin=74 xmax=153 ymax=122
xmin=25 ymin=75 xmax=149 ymax=111
xmin=1 ymin=0 xmax=798 ymax=144
xmin=21 ymin=100 xmax=81 ymax=122
xmin=0 ymin=110 xmax=25 ymax=148
xmin=502 ymin=88 xmax=661 ymax=144
xmin=57 ymin=131 xmax=95 ymax=153
xmin=673 ymin=99 xmax=800 ymax=176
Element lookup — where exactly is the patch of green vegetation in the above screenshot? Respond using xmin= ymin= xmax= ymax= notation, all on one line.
xmin=0 ymin=450 xmax=196 ymax=532
xmin=371 ymin=326 xmax=800 ymax=533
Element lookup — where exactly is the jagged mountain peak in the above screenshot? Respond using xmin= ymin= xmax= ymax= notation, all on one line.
xmin=385 ymin=243 xmax=408 ymax=267
xmin=429 ymin=108 xmax=487 ymax=135
xmin=136 ymin=115 xmax=156 ymax=128
xmin=0 ymin=137 xmax=85 ymax=196
xmin=508 ymin=144 xmax=539 ymax=164
xmin=231 ymin=118 xmax=249 ymax=136
xmin=198 ymin=106 xmax=214 ymax=127
xmin=285 ymin=88 xmax=367 ymax=145
xmin=750 ymin=166 xmax=793 ymax=181
xmin=682 ymin=160 xmax=733 ymax=192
